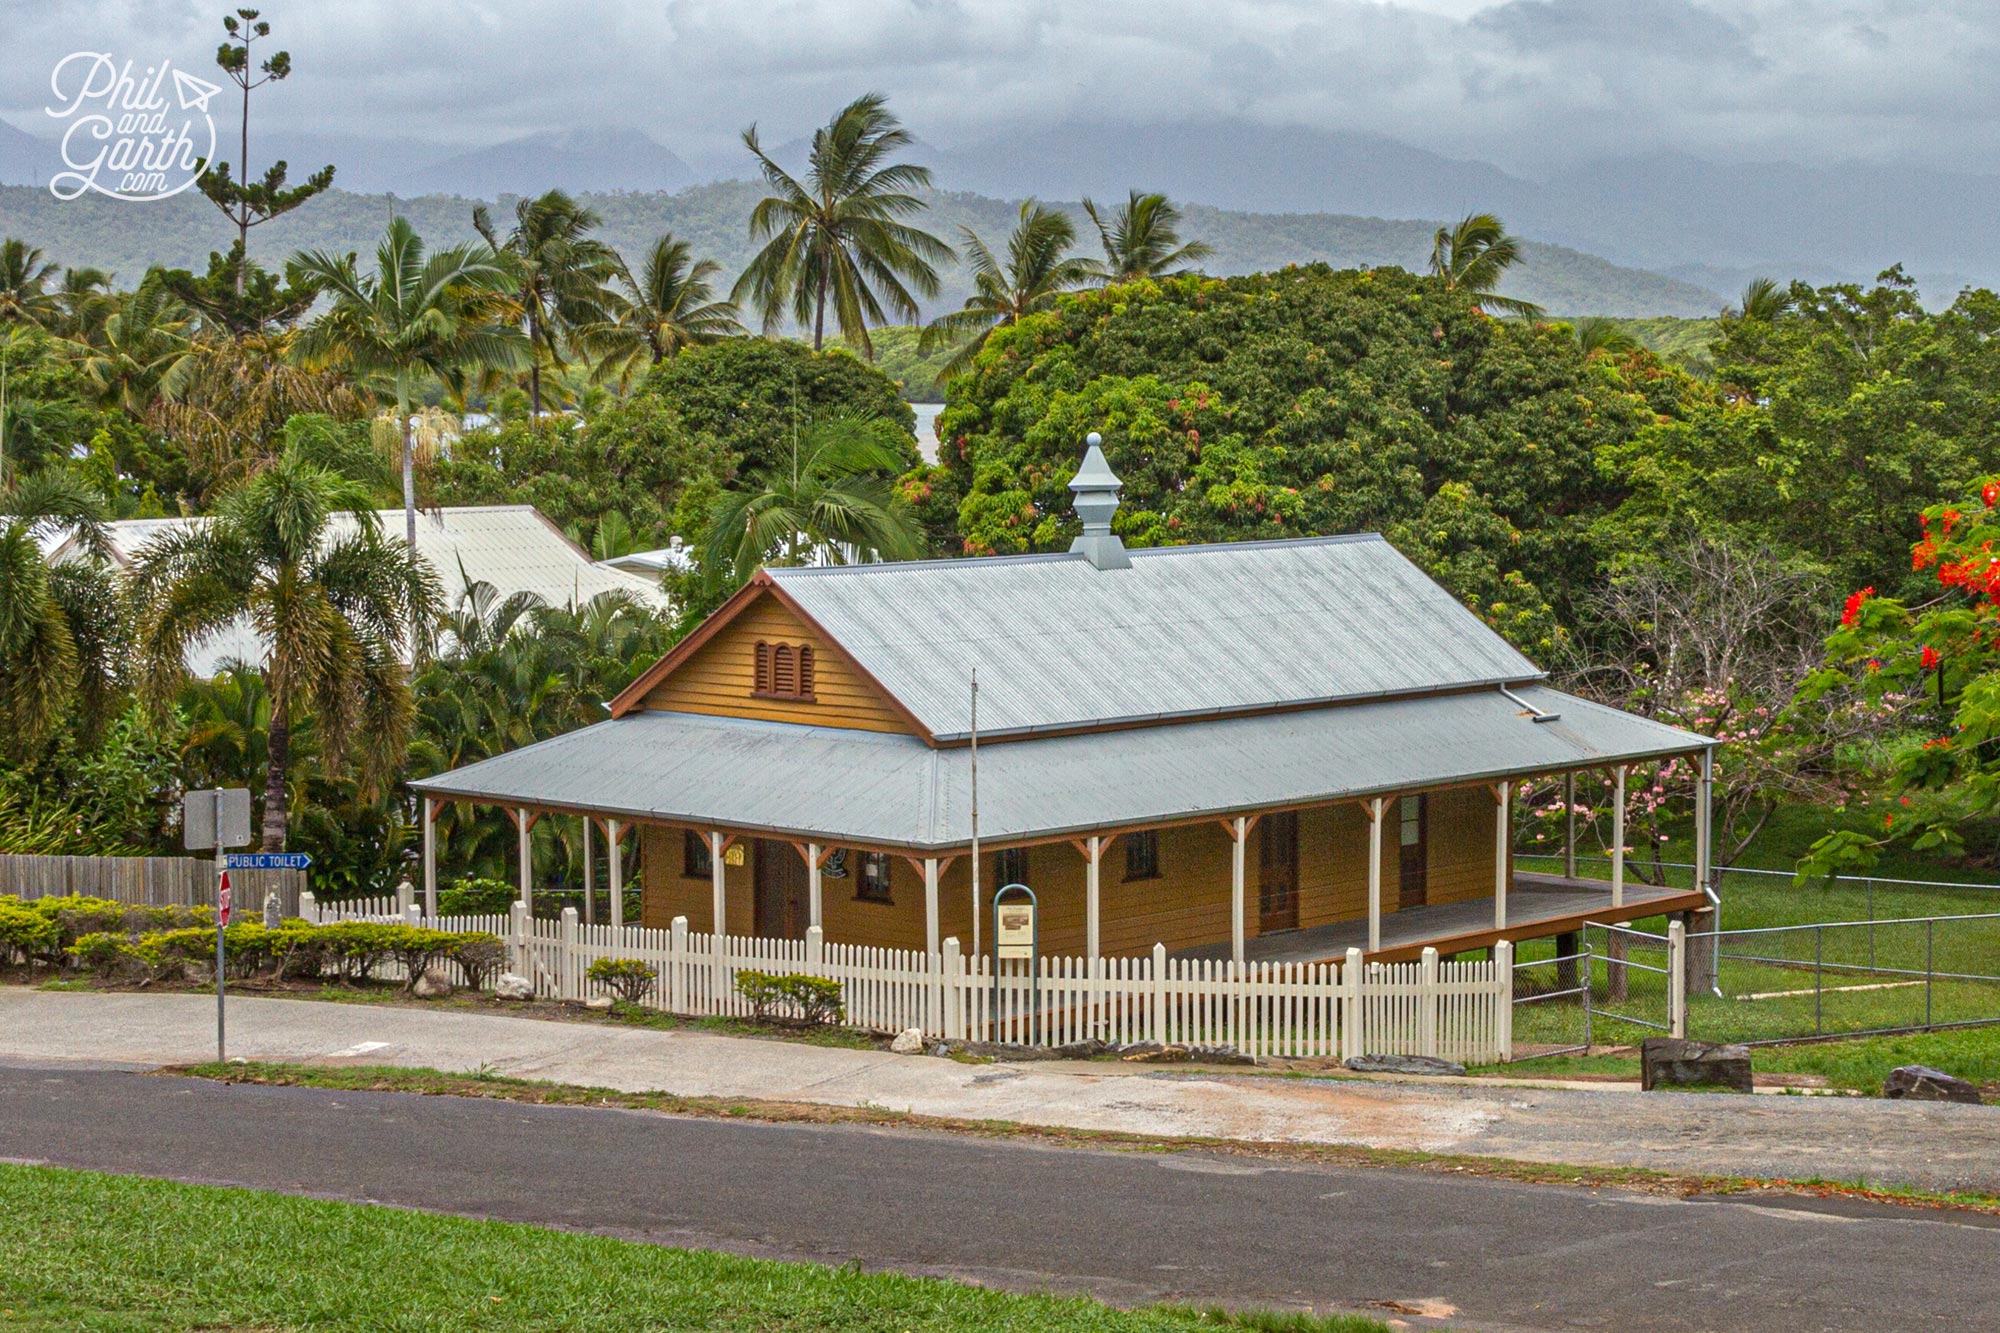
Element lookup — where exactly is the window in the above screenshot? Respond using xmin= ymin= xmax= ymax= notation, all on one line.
xmin=856 ymin=851 xmax=893 ymax=903
xmin=1124 ymin=831 xmax=1160 ymax=881
xmin=1399 ymin=795 xmax=1424 ymax=848
xmin=995 ymin=846 xmax=1030 ymax=887
xmin=753 ymin=640 xmax=816 ymax=701
xmin=683 ymin=829 xmax=713 ymax=879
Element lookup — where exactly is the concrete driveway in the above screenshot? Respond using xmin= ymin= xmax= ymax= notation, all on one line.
xmin=8 ymin=987 xmax=2000 ymax=1193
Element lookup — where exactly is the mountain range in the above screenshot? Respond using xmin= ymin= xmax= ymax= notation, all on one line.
xmin=6 ymin=112 xmax=1987 ymax=314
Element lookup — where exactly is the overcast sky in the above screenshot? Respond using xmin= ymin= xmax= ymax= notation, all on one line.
xmin=3 ymin=0 xmax=1991 ymax=177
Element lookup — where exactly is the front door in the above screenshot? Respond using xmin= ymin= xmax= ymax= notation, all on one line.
xmin=1398 ymin=794 xmax=1428 ymax=909
xmin=1258 ymin=811 xmax=1299 ymax=932
xmin=754 ymin=839 xmax=809 ymax=939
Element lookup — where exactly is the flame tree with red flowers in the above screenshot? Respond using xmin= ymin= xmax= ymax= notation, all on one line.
xmin=1797 ymin=479 xmax=2000 ymax=878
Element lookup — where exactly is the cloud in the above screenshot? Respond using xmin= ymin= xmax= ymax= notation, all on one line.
xmin=0 ymin=0 xmax=1993 ymax=177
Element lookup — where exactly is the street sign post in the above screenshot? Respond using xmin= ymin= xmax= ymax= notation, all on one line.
xmin=183 ymin=788 xmax=253 ymax=1062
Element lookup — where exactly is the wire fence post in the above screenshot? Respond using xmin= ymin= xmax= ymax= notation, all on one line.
xmin=1926 ymin=917 xmax=1935 ymax=1029
xmin=1867 ymin=878 xmax=1876 ymax=970
xmin=1814 ymin=924 xmax=1824 ymax=1036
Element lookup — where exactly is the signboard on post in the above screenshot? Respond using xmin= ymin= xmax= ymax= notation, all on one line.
xmin=223 ymin=852 xmax=313 ymax=871
xmin=183 ymin=788 xmax=252 ymax=852
xmin=996 ymin=899 xmax=1036 ymax=960
xmin=182 ymin=788 xmax=252 ymax=1064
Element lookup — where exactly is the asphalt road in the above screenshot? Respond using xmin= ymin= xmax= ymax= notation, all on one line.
xmin=0 ymin=1064 xmax=1994 ymax=1333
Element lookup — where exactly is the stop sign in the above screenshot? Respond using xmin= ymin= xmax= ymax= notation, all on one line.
xmin=218 ymin=871 xmax=232 ymax=927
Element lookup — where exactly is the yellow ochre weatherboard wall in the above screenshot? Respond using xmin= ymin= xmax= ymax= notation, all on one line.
xmin=640 ymin=594 xmax=910 ymax=733
xmin=635 ymin=785 xmax=1506 ymax=957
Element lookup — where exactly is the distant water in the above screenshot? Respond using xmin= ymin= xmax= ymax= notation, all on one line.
xmin=911 ymin=403 xmax=943 ymax=463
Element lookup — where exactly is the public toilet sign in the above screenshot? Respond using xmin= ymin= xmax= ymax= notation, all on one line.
xmin=224 ymin=852 xmax=313 ymax=871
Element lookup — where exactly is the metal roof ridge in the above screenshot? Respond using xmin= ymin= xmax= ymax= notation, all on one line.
xmin=764 ymin=532 xmax=1393 ymax=582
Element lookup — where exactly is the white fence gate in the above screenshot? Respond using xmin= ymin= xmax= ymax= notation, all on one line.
xmin=301 ymin=894 xmax=1514 ymax=1063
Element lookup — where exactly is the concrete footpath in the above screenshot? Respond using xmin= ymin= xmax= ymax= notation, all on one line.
xmin=7 ymin=988 xmax=2000 ymax=1194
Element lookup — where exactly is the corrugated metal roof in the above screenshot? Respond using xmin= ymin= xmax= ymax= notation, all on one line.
xmin=767 ymin=535 xmax=1541 ymax=740
xmin=413 ymin=686 xmax=1708 ymax=851
xmin=68 ymin=506 xmax=669 ymax=678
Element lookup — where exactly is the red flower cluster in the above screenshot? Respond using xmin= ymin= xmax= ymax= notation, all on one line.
xmin=1841 ymin=587 xmax=1875 ymax=628
xmin=1922 ymin=644 xmax=1941 ymax=670
xmin=1984 ymin=480 xmax=2000 ymax=508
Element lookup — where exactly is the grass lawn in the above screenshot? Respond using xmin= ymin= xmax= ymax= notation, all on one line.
xmin=1474 ymin=1023 xmax=2000 ymax=1096
xmin=0 ymin=1164 xmax=1388 ymax=1332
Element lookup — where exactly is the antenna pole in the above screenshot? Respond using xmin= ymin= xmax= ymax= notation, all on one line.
xmin=970 ymin=669 xmax=981 ymax=960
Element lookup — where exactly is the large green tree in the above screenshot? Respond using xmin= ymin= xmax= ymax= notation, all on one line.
xmin=130 ymin=434 xmax=441 ymax=849
xmin=473 ymin=190 xmax=620 ymax=417
xmin=913 ymin=266 xmax=1668 ymax=652
xmin=1600 ymin=267 xmax=2000 ymax=601
xmin=0 ymin=471 xmax=124 ymax=760
xmin=735 ymin=93 xmax=952 ymax=355
xmin=0 ymin=241 xmax=59 ymax=328
xmin=919 ymin=200 xmax=1096 ymax=377
xmin=705 ymin=415 xmax=925 ymax=577
xmin=288 ymin=217 xmax=528 ymax=547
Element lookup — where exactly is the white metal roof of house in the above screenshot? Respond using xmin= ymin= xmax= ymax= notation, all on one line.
xmin=414 ymin=686 xmax=1708 ymax=850
xmin=68 ymin=505 xmax=669 ymax=678
xmin=766 ymin=535 xmax=1542 ymax=740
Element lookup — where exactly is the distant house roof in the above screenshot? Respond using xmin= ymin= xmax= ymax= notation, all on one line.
xmin=757 ymin=535 xmax=1541 ymax=741
xmin=415 ymin=684 xmax=1707 ymax=851
xmin=64 ymin=505 xmax=669 ymax=679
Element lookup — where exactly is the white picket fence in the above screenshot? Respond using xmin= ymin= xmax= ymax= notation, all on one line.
xmin=299 ymin=893 xmax=1513 ymax=1062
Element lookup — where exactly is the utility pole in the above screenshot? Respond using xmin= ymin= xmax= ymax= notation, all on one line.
xmin=969 ymin=669 xmax=980 ymax=960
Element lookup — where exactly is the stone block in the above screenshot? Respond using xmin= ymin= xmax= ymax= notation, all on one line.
xmin=1640 ymin=1036 xmax=1751 ymax=1092
xmin=493 ymin=972 xmax=534 ymax=1001
xmin=890 ymin=1026 xmax=925 ymax=1054
xmin=1343 ymin=1053 xmax=1466 ymax=1076
xmin=1883 ymin=1065 xmax=1983 ymax=1104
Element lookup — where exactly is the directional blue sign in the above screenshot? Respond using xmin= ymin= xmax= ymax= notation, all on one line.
xmin=223 ymin=853 xmax=313 ymax=871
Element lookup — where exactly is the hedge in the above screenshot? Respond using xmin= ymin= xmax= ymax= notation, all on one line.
xmin=733 ymin=970 xmax=845 ymax=1026
xmin=47 ymin=916 xmax=502 ymax=991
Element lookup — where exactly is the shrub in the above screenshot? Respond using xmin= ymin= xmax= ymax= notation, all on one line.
xmin=585 ymin=956 xmax=658 ymax=1005
xmin=437 ymin=877 xmax=517 ymax=917
xmin=450 ymin=935 xmax=506 ymax=990
xmin=0 ymin=901 xmax=60 ymax=965
xmin=36 ymin=896 xmax=130 ymax=948
xmin=66 ymin=931 xmax=159 ymax=982
xmin=733 ymin=970 xmax=845 ymax=1026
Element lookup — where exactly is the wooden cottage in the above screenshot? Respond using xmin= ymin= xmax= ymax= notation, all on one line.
xmin=414 ymin=437 xmax=1716 ymax=965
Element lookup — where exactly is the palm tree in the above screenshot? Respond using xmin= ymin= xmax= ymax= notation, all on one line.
xmin=0 ymin=241 xmax=60 ymax=328
xmin=706 ymin=415 xmax=925 ymax=577
xmin=53 ymin=267 xmax=114 ymax=341
xmin=1081 ymin=191 xmax=1213 ymax=282
xmin=587 ymin=234 xmax=743 ymax=387
xmin=473 ymin=190 xmax=620 ymax=417
xmin=1733 ymin=277 xmax=1791 ymax=322
xmin=734 ymin=93 xmax=953 ymax=356
xmin=72 ymin=279 xmax=196 ymax=414
xmin=0 ymin=470 xmax=123 ymax=759
xmin=919 ymin=200 xmax=1096 ymax=377
xmin=1572 ymin=317 xmax=1639 ymax=358
xmin=288 ymin=217 xmax=528 ymax=548
xmin=1427 ymin=213 xmax=1544 ymax=318
xmin=130 ymin=434 xmax=442 ymax=849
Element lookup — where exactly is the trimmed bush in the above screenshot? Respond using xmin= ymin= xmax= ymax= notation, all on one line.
xmin=452 ymin=935 xmax=506 ymax=990
xmin=436 ymin=877 xmax=516 ymax=916
xmin=734 ymin=970 xmax=845 ymax=1027
xmin=43 ymin=914 xmax=502 ymax=992
xmin=67 ymin=931 xmax=160 ymax=982
xmin=586 ymin=956 xmax=658 ymax=1005
xmin=0 ymin=901 xmax=60 ymax=965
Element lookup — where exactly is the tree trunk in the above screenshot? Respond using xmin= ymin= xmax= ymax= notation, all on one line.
xmin=401 ymin=402 xmax=418 ymax=549
xmin=261 ymin=694 xmax=290 ymax=851
xmin=235 ymin=78 xmax=250 ymax=297
xmin=813 ymin=265 xmax=828 ymax=352
xmin=530 ymin=360 xmax=542 ymax=420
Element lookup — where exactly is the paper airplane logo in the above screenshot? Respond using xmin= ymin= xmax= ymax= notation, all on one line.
xmin=172 ymin=68 xmax=222 ymax=113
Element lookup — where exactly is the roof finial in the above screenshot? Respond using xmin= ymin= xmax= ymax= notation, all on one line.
xmin=1069 ymin=431 xmax=1130 ymax=570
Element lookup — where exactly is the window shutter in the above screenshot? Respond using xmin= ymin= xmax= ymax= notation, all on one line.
xmin=773 ymin=644 xmax=797 ymax=696
xmin=799 ymin=645 xmax=815 ymax=698
xmin=753 ymin=641 xmax=772 ymax=694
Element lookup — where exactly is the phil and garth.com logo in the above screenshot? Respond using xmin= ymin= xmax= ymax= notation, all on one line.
xmin=45 ymin=52 xmax=220 ymax=202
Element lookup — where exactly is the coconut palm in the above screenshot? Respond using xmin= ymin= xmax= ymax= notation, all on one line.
xmin=919 ymin=200 xmax=1096 ymax=377
xmin=1081 ymin=191 xmax=1213 ymax=282
xmin=734 ymin=93 xmax=953 ymax=356
xmin=1427 ymin=213 xmax=1544 ymax=318
xmin=587 ymin=234 xmax=743 ymax=387
xmin=53 ymin=267 xmax=114 ymax=341
xmin=0 ymin=470 xmax=122 ymax=759
xmin=706 ymin=415 xmax=925 ymax=577
xmin=129 ymin=434 xmax=442 ymax=849
xmin=71 ymin=279 xmax=196 ymax=414
xmin=473 ymin=190 xmax=620 ymax=417
xmin=288 ymin=217 xmax=529 ymax=548
xmin=1572 ymin=317 xmax=1639 ymax=358
xmin=1733 ymin=276 xmax=1791 ymax=322
xmin=0 ymin=241 xmax=60 ymax=328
